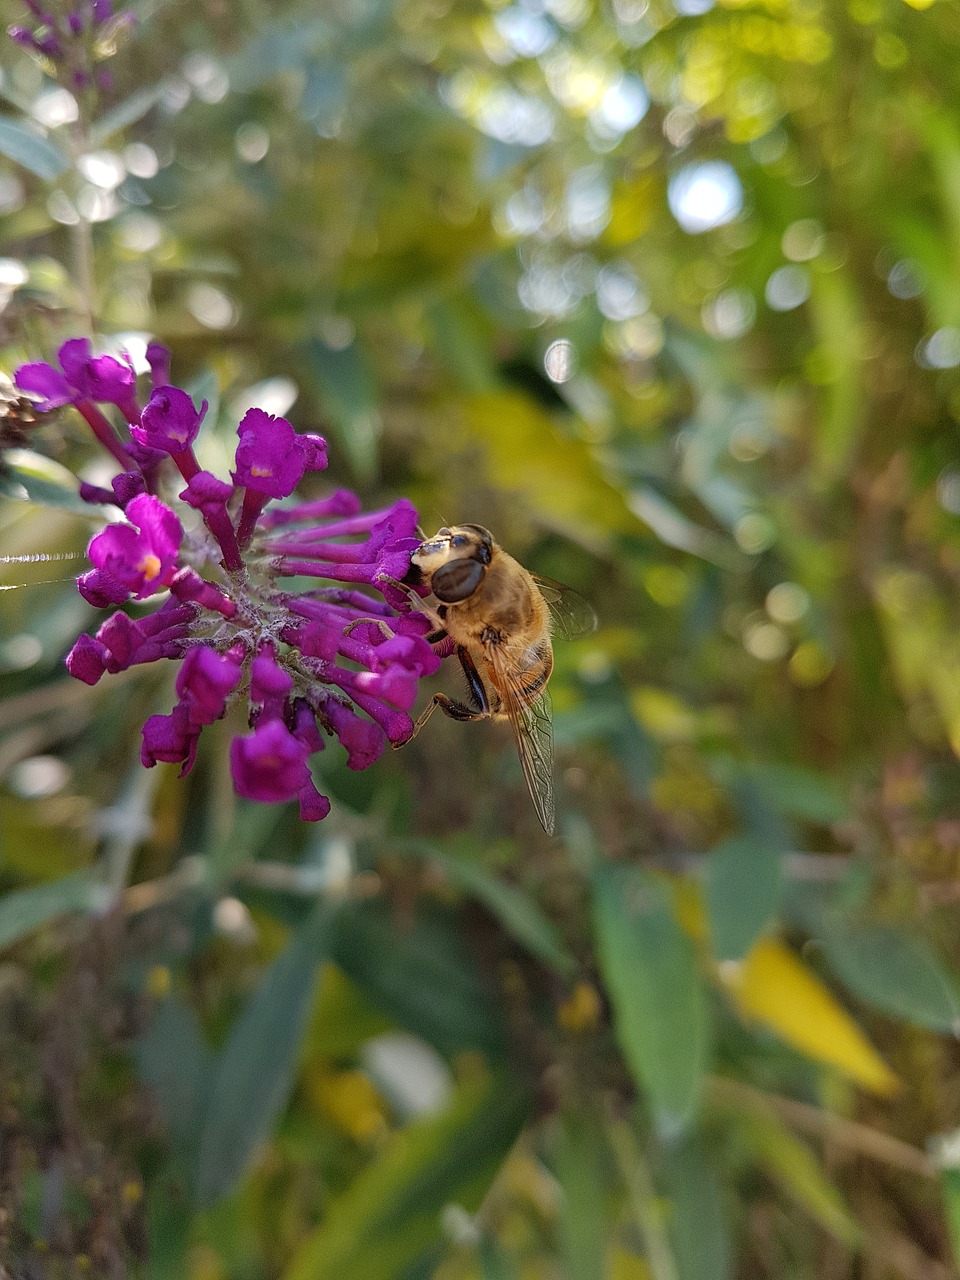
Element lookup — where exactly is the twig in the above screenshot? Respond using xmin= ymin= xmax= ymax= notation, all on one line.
xmin=708 ymin=1077 xmax=935 ymax=1179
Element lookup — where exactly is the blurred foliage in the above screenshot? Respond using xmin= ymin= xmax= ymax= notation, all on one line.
xmin=5 ymin=0 xmax=960 ymax=1276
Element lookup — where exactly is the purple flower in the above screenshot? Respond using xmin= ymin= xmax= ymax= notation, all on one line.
xmin=15 ymin=360 xmax=74 ymax=412
xmin=9 ymin=0 xmax=134 ymax=79
xmin=233 ymin=408 xmax=308 ymax=499
xmin=319 ymin=696 xmax=385 ymax=770
xmin=78 ymin=493 xmax=183 ymax=606
xmin=146 ymin=342 xmax=171 ymax=387
xmin=230 ymin=719 xmax=310 ymax=804
xmin=176 ymin=645 xmax=243 ymax=725
xmin=59 ymin=338 xmax=137 ymax=412
xmin=20 ymin=338 xmax=439 ymax=822
xmin=134 ymin=385 xmax=206 ymax=454
xmin=142 ymin=706 xmax=199 ymax=775
xmin=65 ymin=632 xmax=110 ymax=685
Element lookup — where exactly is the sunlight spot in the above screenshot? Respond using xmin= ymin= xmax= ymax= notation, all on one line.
xmin=595 ymin=262 xmax=648 ymax=321
xmin=187 ymin=283 xmax=237 ymax=329
xmin=668 ymin=160 xmax=743 ymax=234
xmin=494 ymin=6 xmax=557 ymax=57
xmin=78 ymin=151 xmax=126 ymax=190
xmin=544 ymin=338 xmax=575 ymax=382
xmin=765 ymin=265 xmax=811 ymax=311
xmin=32 ymin=86 xmax=78 ymax=128
xmin=236 ymin=122 xmax=270 ymax=163
xmin=8 ymin=755 xmax=70 ymax=799
xmin=124 ymin=142 xmax=159 ymax=179
xmin=924 ymin=327 xmax=960 ymax=369
xmin=766 ymin=582 xmax=810 ymax=624
xmin=702 ymin=288 xmax=755 ymax=339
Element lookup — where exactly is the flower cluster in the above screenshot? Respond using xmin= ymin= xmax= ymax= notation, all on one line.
xmin=15 ymin=339 xmax=440 ymax=821
xmin=9 ymin=0 xmax=134 ymax=91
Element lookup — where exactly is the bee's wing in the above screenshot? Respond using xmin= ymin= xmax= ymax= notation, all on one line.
xmin=488 ymin=647 xmax=556 ymax=835
xmin=532 ymin=575 xmax=598 ymax=641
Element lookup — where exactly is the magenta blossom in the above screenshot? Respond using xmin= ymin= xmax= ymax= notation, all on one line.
xmin=19 ymin=338 xmax=440 ymax=822
xmin=78 ymin=493 xmax=183 ymax=607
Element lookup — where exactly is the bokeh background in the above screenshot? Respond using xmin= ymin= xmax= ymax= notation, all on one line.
xmin=4 ymin=0 xmax=960 ymax=1275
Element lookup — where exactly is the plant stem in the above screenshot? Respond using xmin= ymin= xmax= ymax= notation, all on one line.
xmin=606 ymin=1109 xmax=680 ymax=1280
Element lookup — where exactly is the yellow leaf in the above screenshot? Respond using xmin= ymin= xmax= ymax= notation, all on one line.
xmin=609 ymin=1248 xmax=651 ymax=1280
xmin=721 ymin=938 xmax=899 ymax=1096
xmin=463 ymin=391 xmax=639 ymax=545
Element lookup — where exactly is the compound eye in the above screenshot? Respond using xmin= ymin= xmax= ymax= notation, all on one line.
xmin=431 ymin=557 xmax=485 ymax=603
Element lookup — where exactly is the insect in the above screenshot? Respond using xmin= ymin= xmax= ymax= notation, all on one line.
xmin=401 ymin=524 xmax=596 ymax=834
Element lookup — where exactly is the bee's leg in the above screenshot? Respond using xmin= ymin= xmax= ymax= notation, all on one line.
xmin=392 ymin=647 xmax=490 ymax=748
xmin=392 ymin=692 xmax=485 ymax=747
xmin=343 ymin=618 xmax=395 ymax=639
xmin=456 ymin=646 xmax=491 ymax=717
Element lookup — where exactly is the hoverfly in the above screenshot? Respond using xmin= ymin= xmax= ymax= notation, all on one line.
xmin=401 ymin=524 xmax=596 ymax=834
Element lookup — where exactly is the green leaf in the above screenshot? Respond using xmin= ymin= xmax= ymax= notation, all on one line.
xmin=88 ymin=85 xmax=162 ymax=144
xmin=558 ymin=670 xmax=659 ymax=799
xmin=283 ymin=1075 xmax=529 ymax=1280
xmin=400 ymin=839 xmax=575 ymax=973
xmin=742 ymin=762 xmax=847 ymax=825
xmin=192 ymin=907 xmax=330 ymax=1207
xmin=551 ymin=1109 xmax=608 ymax=1280
xmin=941 ymin=1167 xmax=960 ymax=1272
xmin=628 ymin=484 xmax=740 ymax=568
xmin=146 ymin=1168 xmax=192 ymax=1280
xmin=0 ymin=871 xmax=106 ymax=951
xmin=301 ymin=338 xmax=380 ymax=480
xmin=136 ymin=996 xmax=212 ymax=1153
xmin=705 ymin=835 xmax=784 ymax=962
xmin=592 ymin=866 xmax=708 ymax=1136
xmin=822 ymin=923 xmax=960 ymax=1034
xmin=0 ymin=116 xmax=69 ymax=179
xmin=658 ymin=1135 xmax=732 ymax=1280
xmin=0 ymin=449 xmax=92 ymax=515
xmin=332 ymin=900 xmax=506 ymax=1059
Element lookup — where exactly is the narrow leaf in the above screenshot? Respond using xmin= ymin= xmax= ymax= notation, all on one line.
xmin=136 ymin=996 xmax=212 ymax=1153
xmin=193 ymin=907 xmax=329 ymax=1206
xmin=0 ymin=116 xmax=69 ymax=178
xmin=1 ymin=448 xmax=92 ymax=515
xmin=722 ymin=938 xmax=898 ymax=1094
xmin=592 ymin=866 xmax=709 ymax=1136
xmin=822 ymin=923 xmax=960 ymax=1035
xmin=657 ymin=1135 xmax=732 ymax=1280
xmin=283 ymin=1076 xmax=529 ymax=1280
xmin=332 ymin=900 xmax=506 ymax=1058
xmin=737 ymin=1109 xmax=861 ymax=1246
xmin=705 ymin=835 xmax=784 ymax=962
xmin=88 ymin=85 xmax=161 ymax=144
xmin=402 ymin=840 xmax=575 ymax=973
xmin=552 ymin=1109 xmax=608 ymax=1280
xmin=0 ymin=871 xmax=105 ymax=950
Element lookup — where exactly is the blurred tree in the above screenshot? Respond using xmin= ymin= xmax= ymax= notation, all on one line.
xmin=4 ymin=0 xmax=960 ymax=1277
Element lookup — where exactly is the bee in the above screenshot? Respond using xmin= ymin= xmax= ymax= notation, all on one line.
xmin=402 ymin=524 xmax=596 ymax=834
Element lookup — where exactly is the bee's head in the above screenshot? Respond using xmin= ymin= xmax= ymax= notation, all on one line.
xmin=409 ymin=524 xmax=495 ymax=602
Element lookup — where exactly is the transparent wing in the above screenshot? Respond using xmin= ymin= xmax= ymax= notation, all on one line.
xmin=532 ymin=574 xmax=598 ymax=641
xmin=488 ymin=646 xmax=556 ymax=835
